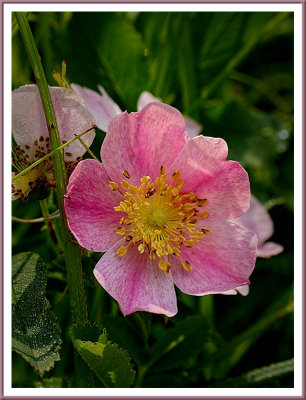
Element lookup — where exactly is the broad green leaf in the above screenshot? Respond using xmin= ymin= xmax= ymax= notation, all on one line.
xmin=148 ymin=315 xmax=216 ymax=371
xmin=12 ymin=252 xmax=62 ymax=377
xmin=71 ymin=323 xmax=135 ymax=388
xmin=61 ymin=12 xmax=149 ymax=111
xmin=211 ymin=358 xmax=293 ymax=388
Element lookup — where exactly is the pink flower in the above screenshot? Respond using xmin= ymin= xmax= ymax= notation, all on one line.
xmin=233 ymin=196 xmax=284 ymax=258
xmin=12 ymin=85 xmax=95 ymax=201
xmin=221 ymin=197 xmax=284 ymax=296
xmin=64 ymin=102 xmax=257 ymax=317
xmin=71 ymin=84 xmax=202 ymax=138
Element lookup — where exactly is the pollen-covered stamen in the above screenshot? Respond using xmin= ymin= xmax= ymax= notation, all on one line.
xmin=111 ymin=166 xmax=211 ymax=273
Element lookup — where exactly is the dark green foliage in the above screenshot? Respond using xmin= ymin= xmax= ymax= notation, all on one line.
xmin=71 ymin=323 xmax=136 ymax=387
xmin=12 ymin=11 xmax=294 ymax=388
xmin=12 ymin=252 xmax=62 ymax=376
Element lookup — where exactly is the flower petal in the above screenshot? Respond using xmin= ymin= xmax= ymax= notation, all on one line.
xmin=71 ymin=83 xmax=122 ymax=132
xmin=257 ymin=242 xmax=284 ymax=258
xmin=170 ymin=219 xmax=257 ymax=295
xmin=12 ymin=85 xmax=95 ymax=162
xmin=137 ymin=91 xmax=202 ymax=138
xmin=94 ymin=242 xmax=177 ymax=317
xmin=137 ymin=91 xmax=161 ymax=111
xmin=220 ymin=285 xmax=250 ymax=296
xmin=64 ymin=159 xmax=122 ymax=252
xmin=234 ymin=196 xmax=273 ymax=243
xmin=184 ymin=117 xmax=202 ymax=138
xmin=101 ymin=102 xmax=187 ymax=186
xmin=170 ymin=136 xmax=250 ymax=218
xmin=233 ymin=196 xmax=284 ymax=257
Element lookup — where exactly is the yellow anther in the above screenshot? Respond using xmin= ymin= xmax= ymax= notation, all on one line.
xmin=160 ymin=165 xmax=166 ymax=175
xmin=182 ymin=260 xmax=192 ymax=271
xmin=171 ymin=188 xmax=179 ymax=196
xmin=201 ymin=228 xmax=211 ymax=235
xmin=149 ymin=251 xmax=156 ymax=260
xmin=183 ymin=203 xmax=194 ymax=211
xmin=184 ymin=241 xmax=194 ymax=248
xmin=109 ymin=181 xmax=118 ymax=191
xmin=117 ymin=246 xmax=127 ymax=257
xmin=172 ymin=170 xmax=181 ymax=179
xmin=121 ymin=180 xmax=130 ymax=190
xmin=116 ymin=227 xmax=126 ymax=235
xmin=199 ymin=211 xmax=209 ymax=219
xmin=159 ymin=260 xmax=170 ymax=273
xmin=197 ymin=199 xmax=208 ymax=207
xmin=172 ymin=247 xmax=181 ymax=255
xmin=138 ymin=244 xmax=146 ymax=253
xmin=120 ymin=217 xmax=125 ymax=224
xmin=123 ymin=170 xmax=130 ymax=179
xmin=125 ymin=235 xmax=133 ymax=242
xmin=114 ymin=205 xmax=123 ymax=211
xmin=141 ymin=176 xmax=150 ymax=184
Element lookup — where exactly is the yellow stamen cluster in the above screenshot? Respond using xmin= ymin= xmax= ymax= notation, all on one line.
xmin=110 ymin=167 xmax=211 ymax=273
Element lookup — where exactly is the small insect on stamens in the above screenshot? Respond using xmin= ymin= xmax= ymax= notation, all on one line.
xmin=145 ymin=187 xmax=156 ymax=198
xmin=123 ymin=170 xmax=130 ymax=179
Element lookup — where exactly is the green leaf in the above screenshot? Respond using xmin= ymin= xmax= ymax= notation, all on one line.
xmin=211 ymin=358 xmax=294 ymax=388
xmin=71 ymin=323 xmax=135 ymax=388
xmin=34 ymin=376 xmax=74 ymax=388
xmin=198 ymin=12 xmax=290 ymax=99
xmin=62 ymin=12 xmax=149 ymax=111
xmin=100 ymin=314 xmax=147 ymax=365
xmin=148 ymin=315 xmax=216 ymax=371
xmin=12 ymin=252 xmax=62 ymax=377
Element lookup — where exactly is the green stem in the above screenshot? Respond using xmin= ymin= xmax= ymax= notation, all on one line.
xmin=15 ymin=12 xmax=93 ymax=387
xmin=12 ymin=210 xmax=60 ymax=223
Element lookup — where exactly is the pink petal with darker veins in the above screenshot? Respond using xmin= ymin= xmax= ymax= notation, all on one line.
xmin=170 ymin=219 xmax=257 ymax=296
xmin=101 ymin=102 xmax=187 ymax=186
xmin=71 ymin=83 xmax=122 ymax=132
xmin=12 ymin=85 xmax=95 ymax=162
xmin=170 ymin=136 xmax=250 ymax=219
xmin=64 ymin=159 xmax=122 ymax=252
xmin=94 ymin=241 xmax=177 ymax=317
xmin=137 ymin=91 xmax=202 ymax=138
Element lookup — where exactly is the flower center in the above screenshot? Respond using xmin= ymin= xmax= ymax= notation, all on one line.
xmin=110 ymin=166 xmax=210 ymax=273
xmin=148 ymin=208 xmax=167 ymax=228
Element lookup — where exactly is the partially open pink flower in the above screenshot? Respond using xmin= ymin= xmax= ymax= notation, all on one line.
xmin=233 ymin=196 xmax=284 ymax=258
xmin=65 ymin=102 xmax=257 ymax=317
xmin=220 ymin=197 xmax=284 ymax=296
xmin=12 ymin=85 xmax=95 ymax=201
xmin=71 ymin=84 xmax=202 ymax=138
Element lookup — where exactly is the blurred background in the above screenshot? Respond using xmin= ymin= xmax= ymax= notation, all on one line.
xmin=12 ymin=12 xmax=294 ymax=388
